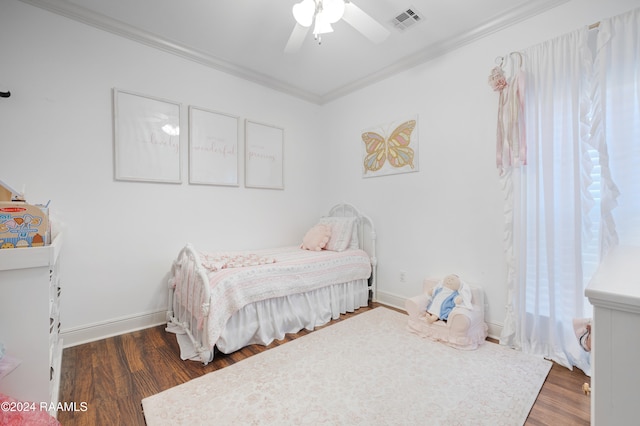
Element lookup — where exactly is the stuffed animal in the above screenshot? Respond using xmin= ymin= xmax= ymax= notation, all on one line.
xmin=572 ymin=318 xmax=592 ymax=352
xmin=300 ymin=224 xmax=331 ymax=251
xmin=424 ymin=274 xmax=472 ymax=324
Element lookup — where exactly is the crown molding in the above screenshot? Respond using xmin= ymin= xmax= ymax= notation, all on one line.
xmin=18 ymin=0 xmax=323 ymax=104
xmin=319 ymin=0 xmax=570 ymax=103
xmin=19 ymin=0 xmax=568 ymax=105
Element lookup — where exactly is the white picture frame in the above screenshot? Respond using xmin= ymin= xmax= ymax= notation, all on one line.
xmin=245 ymin=120 xmax=284 ymax=190
xmin=113 ymin=88 xmax=182 ymax=183
xmin=189 ymin=106 xmax=239 ymax=186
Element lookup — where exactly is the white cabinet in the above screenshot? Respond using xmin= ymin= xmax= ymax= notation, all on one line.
xmin=0 ymin=234 xmax=63 ymax=416
xmin=585 ymin=245 xmax=640 ymax=426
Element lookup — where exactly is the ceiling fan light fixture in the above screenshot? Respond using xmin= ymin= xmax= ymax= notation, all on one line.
xmin=292 ymin=0 xmax=315 ymax=27
xmin=322 ymin=0 xmax=345 ymax=24
xmin=286 ymin=0 xmax=385 ymax=52
xmin=313 ymin=12 xmax=334 ymax=35
xmin=293 ymin=0 xmax=345 ymax=29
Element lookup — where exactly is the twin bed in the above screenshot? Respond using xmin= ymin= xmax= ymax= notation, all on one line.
xmin=166 ymin=203 xmax=377 ymax=364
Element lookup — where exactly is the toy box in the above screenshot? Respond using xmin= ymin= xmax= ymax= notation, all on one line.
xmin=0 ymin=201 xmax=50 ymax=248
xmin=0 ymin=179 xmax=23 ymax=203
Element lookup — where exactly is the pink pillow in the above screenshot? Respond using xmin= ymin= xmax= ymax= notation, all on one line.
xmin=301 ymin=224 xmax=331 ymax=251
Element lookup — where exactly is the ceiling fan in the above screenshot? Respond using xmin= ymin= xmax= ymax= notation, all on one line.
xmin=285 ymin=0 xmax=390 ymax=53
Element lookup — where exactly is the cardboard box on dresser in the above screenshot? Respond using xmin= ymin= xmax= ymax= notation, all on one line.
xmin=0 ymin=179 xmax=50 ymax=249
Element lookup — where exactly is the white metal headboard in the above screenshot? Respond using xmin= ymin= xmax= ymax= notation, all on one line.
xmin=328 ymin=203 xmax=378 ymax=302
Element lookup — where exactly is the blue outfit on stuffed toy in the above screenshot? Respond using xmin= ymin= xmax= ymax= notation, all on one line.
xmin=426 ymin=286 xmax=459 ymax=321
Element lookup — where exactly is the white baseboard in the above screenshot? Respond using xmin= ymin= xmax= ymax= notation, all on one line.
xmin=61 ymin=310 xmax=167 ymax=348
xmin=376 ymin=289 xmax=503 ymax=341
xmin=375 ymin=290 xmax=406 ymax=311
xmin=485 ymin=322 xmax=503 ymax=341
xmin=61 ymin=295 xmax=505 ymax=348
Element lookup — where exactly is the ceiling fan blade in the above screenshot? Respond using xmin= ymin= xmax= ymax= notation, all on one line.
xmin=342 ymin=2 xmax=390 ymax=44
xmin=285 ymin=22 xmax=310 ymax=53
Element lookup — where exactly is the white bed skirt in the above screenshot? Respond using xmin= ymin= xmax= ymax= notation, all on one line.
xmin=172 ymin=279 xmax=369 ymax=360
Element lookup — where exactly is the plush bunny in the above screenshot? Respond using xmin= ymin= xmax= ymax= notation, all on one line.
xmin=424 ymin=274 xmax=470 ymax=324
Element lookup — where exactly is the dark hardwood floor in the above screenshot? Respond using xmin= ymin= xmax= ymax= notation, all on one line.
xmin=57 ymin=304 xmax=591 ymax=425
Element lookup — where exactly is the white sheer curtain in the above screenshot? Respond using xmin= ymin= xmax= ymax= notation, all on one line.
xmin=597 ymin=9 xmax=640 ymax=247
xmin=500 ymin=7 xmax=640 ymax=374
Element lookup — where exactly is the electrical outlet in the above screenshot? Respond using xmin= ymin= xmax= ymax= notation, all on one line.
xmin=399 ymin=270 xmax=406 ymax=283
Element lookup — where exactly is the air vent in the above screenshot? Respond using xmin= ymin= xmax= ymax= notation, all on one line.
xmin=391 ymin=7 xmax=423 ymax=31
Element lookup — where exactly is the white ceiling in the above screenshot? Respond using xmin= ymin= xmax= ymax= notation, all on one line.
xmin=20 ymin=0 xmax=568 ymax=104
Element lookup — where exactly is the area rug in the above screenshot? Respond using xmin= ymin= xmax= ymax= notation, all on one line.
xmin=142 ymin=307 xmax=551 ymax=425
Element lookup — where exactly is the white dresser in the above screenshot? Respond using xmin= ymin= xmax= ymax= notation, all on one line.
xmin=0 ymin=233 xmax=63 ymax=415
xmin=585 ymin=245 xmax=640 ymax=426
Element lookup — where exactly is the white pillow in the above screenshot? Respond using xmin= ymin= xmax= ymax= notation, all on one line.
xmin=349 ymin=220 xmax=359 ymax=250
xmin=319 ymin=216 xmax=356 ymax=252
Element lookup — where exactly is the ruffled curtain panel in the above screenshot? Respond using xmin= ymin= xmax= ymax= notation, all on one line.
xmin=497 ymin=7 xmax=640 ymax=374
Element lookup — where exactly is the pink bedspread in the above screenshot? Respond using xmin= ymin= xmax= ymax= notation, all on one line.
xmin=173 ymin=246 xmax=372 ymax=349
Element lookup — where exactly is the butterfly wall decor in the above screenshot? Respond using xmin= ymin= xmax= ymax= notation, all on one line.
xmin=361 ymin=116 xmax=418 ymax=177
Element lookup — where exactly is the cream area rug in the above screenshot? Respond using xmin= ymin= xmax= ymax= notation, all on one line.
xmin=142 ymin=307 xmax=551 ymax=425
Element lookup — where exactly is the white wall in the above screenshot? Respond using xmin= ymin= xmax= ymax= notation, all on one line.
xmin=1 ymin=0 xmax=637 ymax=344
xmin=0 ymin=1 xmax=327 ymax=344
xmin=321 ymin=0 xmax=640 ymax=335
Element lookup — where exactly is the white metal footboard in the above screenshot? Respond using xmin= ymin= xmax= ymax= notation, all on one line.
xmin=166 ymin=244 xmax=214 ymax=364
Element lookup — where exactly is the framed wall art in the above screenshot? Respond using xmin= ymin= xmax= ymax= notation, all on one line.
xmin=244 ymin=120 xmax=284 ymax=189
xmin=189 ymin=106 xmax=239 ymax=186
xmin=113 ymin=88 xmax=182 ymax=183
xmin=361 ymin=115 xmax=419 ymax=178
